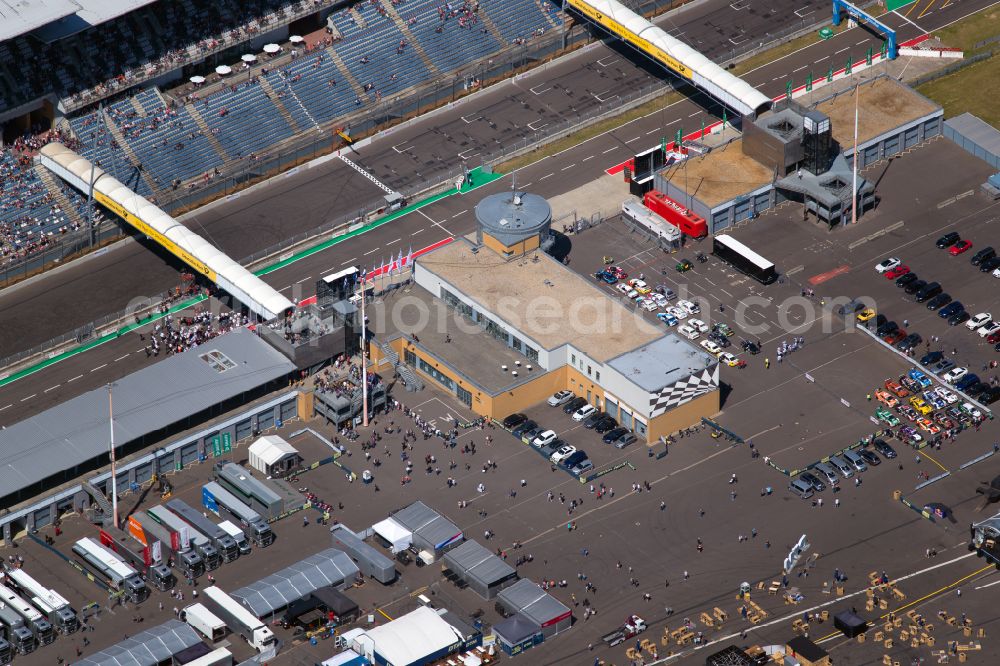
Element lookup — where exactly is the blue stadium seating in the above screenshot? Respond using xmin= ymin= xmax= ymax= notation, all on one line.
xmin=199 ymin=82 xmax=295 ymax=158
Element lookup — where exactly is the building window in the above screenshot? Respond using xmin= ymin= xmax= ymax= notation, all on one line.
xmin=417 ymin=358 xmax=456 ymax=391
xmin=595 ymin=371 xmax=601 ymax=382
xmin=525 ymin=346 xmax=538 ymax=363
xmin=403 ymin=349 xmax=416 ymax=366
xmin=457 ymin=386 xmax=472 ymax=407
xmin=620 ymin=410 xmax=633 ymax=429
xmin=571 ymin=353 xmax=576 ymax=365
xmin=587 ymin=365 xmax=592 ymax=377
xmin=511 ymin=336 xmax=523 ymax=352
xmin=635 ymin=420 xmax=647 ymax=437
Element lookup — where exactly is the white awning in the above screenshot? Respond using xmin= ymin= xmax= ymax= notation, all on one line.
xmin=371 ymin=518 xmax=411 ymax=553
xmin=248 ymin=435 xmax=299 ymax=472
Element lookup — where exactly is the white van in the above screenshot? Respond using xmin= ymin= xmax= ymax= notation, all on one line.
xmin=829 ymin=455 xmax=855 ymax=479
xmin=842 ymin=450 xmax=868 ymax=473
xmin=813 ymin=463 xmax=840 ymax=487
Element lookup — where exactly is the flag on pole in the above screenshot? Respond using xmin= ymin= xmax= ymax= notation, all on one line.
xmin=405 ymin=246 xmax=414 ymax=269
xmin=397 ymin=249 xmax=404 ymax=273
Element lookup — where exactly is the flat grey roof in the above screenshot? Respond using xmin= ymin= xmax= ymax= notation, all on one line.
xmin=391 ymin=501 xmax=463 ymax=549
xmin=72 ymin=620 xmax=200 ymax=666
xmin=946 ymin=113 xmax=1000 ymax=159
xmin=606 ymin=334 xmax=717 ymax=393
xmin=30 ymin=0 xmax=158 ymax=41
xmin=232 ymin=548 xmax=359 ymax=617
xmin=442 ymin=539 xmax=516 ymax=587
xmin=496 ymin=579 xmax=570 ymax=626
xmin=0 ymin=328 xmax=295 ymax=500
xmin=0 ymin=0 xmax=78 ymax=41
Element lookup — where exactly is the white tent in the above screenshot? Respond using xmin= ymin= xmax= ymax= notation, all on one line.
xmin=371 ymin=518 xmax=411 ymax=554
xmin=248 ymin=435 xmax=301 ymax=476
xmin=360 ymin=607 xmax=464 ymax=666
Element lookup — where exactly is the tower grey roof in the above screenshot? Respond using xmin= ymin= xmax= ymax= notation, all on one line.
xmin=475 ymin=191 xmax=551 ymax=247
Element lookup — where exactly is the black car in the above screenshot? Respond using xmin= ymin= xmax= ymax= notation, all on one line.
xmin=593 ymin=416 xmax=618 ymax=433
xmin=939 ymin=302 xmax=963 ymax=318
xmin=904 ymin=279 xmax=927 ymax=295
xmin=873 ymin=439 xmax=897 ymax=459
xmin=562 ymin=397 xmax=588 ymax=414
xmin=948 ymin=311 xmax=970 ymax=326
xmin=982 ymin=388 xmax=1000 ymax=405
xmin=502 ymin=413 xmax=528 ymax=429
xmin=968 ymin=383 xmax=992 ymax=399
xmin=874 ymin=314 xmax=888 ymax=329
xmin=511 ymin=419 xmax=538 ymax=437
xmin=709 ymin=332 xmax=731 ymax=347
xmin=858 ymin=449 xmax=881 ymax=466
xmin=920 ymin=351 xmax=943 ymax=365
xmin=798 ymin=471 xmax=826 ymax=492
xmin=561 ymin=450 xmax=588 ymax=469
xmin=896 ymin=272 xmax=919 ymax=288
xmin=926 ymin=293 xmax=951 ymax=310
xmin=915 ymin=282 xmax=941 ymax=302
xmin=896 ymin=333 xmax=922 ymax=351
xmin=876 ymin=321 xmax=898 ymax=337
xmin=955 ymin=374 xmax=980 ymax=392
xmin=981 ymin=256 xmax=1000 ymax=273
xmin=582 ymin=411 xmax=608 ymax=429
xmin=936 ymin=232 xmax=960 ymax=248
xmin=602 ymin=427 xmax=630 ymax=444
xmin=538 ymin=438 xmax=563 ymax=459
xmin=742 ymin=341 xmax=760 ymax=355
xmin=971 ymin=246 xmax=995 ymax=266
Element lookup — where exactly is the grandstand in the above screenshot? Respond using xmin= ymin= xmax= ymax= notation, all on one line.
xmin=0 ymin=0 xmax=566 ymax=269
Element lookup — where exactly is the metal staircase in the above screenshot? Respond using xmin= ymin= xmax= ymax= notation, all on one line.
xmin=376 ymin=339 xmax=422 ymax=392
xmin=82 ymin=481 xmax=113 ymax=526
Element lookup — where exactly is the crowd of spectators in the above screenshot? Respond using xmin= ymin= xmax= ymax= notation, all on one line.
xmin=0 ymin=0 xmax=344 ymax=115
xmin=143 ymin=309 xmax=249 ymax=357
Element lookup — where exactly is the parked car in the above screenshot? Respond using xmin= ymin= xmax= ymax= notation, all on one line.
xmin=789 ymin=478 xmax=814 ymax=499
xmin=561 ymin=450 xmax=588 ymax=469
xmin=700 ymin=339 xmax=722 ymax=356
xmin=966 ymin=312 xmax=993 ymax=331
xmin=926 ymin=293 xmax=951 ymax=310
xmin=602 ymin=427 xmax=630 ymax=444
xmin=896 ymin=333 xmax=922 ymax=352
xmin=547 ymin=390 xmax=575 ymax=407
xmin=948 ymin=311 xmax=970 ymax=326
xmin=657 ymin=312 xmax=678 ymax=327
xmin=971 ymin=246 xmax=995 ymax=266
xmin=884 ymin=330 xmax=907 ymax=345
xmin=580 ymin=409 xmax=606 ymax=427
xmin=875 ymin=257 xmax=902 ymax=273
xmin=873 ymin=439 xmax=897 ymax=459
xmin=678 ymin=324 xmax=700 ymax=340
xmin=949 ymin=239 xmax=973 ymax=255
xmin=876 ymin=321 xmax=898 ymax=337
xmin=858 ymin=449 xmax=881 ymax=466
xmin=936 ymin=232 xmax=960 ymax=248
xmin=885 ymin=265 xmax=910 ymax=279
xmin=920 ymin=351 xmax=943 ymax=366
xmin=939 ymin=302 xmax=964 ymax=318
xmin=932 ymin=359 xmax=955 ymax=375
xmin=955 ymin=374 xmax=981 ymax=392
xmin=980 ymin=256 xmax=1000 ymax=273
xmin=563 ymin=396 xmax=588 ymax=414
xmin=798 ymin=471 xmax=826 ymax=492
xmin=934 ymin=386 xmax=959 ymax=404
xmin=570 ymin=459 xmax=594 ymax=477
xmin=896 ymin=272 xmax=919 ymax=288
xmin=502 ymin=413 xmax=528 ymax=429
xmin=512 ymin=418 xmax=539 ymax=437
xmin=550 ymin=445 xmax=577 ymax=464
xmin=614 ymin=433 xmax=638 ymax=449
xmin=904 ymin=279 xmax=927 ymax=295
xmin=531 ymin=430 xmax=558 ymax=448
xmin=908 ymin=368 xmax=932 ymax=387
xmin=677 ymin=299 xmax=700 ymax=315
xmin=689 ymin=318 xmax=710 ymax=333
xmin=978 ymin=321 xmax=1000 ymax=338
xmin=875 ymin=407 xmax=899 ymax=426
xmin=915 ymin=282 xmax=942 ymax=303
xmin=593 ymin=416 xmax=619 ymax=433
xmin=572 ymin=404 xmax=598 ymax=422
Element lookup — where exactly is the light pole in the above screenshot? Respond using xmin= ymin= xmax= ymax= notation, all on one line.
xmin=107 ymin=383 xmax=118 ymax=529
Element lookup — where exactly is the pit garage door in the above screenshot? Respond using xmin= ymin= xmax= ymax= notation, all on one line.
xmin=884 ymin=135 xmax=901 ymax=157
xmin=904 ymin=127 xmax=920 ymax=149
xmin=863 ymin=145 xmax=879 ymax=167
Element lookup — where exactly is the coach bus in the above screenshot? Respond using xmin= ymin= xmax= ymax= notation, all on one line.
xmin=712 ymin=234 xmax=777 ymax=285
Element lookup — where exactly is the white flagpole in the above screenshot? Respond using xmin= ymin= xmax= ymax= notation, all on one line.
xmin=851 ymin=81 xmax=860 ymax=225
xmin=108 ymin=384 xmax=118 ymax=529
xmin=359 ymin=270 xmax=368 ymax=428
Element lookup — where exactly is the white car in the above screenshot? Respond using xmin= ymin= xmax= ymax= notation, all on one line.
xmin=550 ymin=444 xmax=577 ymax=464
xmin=942 ymin=367 xmax=968 ymax=384
xmin=666 ymin=305 xmax=688 ymax=320
xmin=960 ymin=402 xmax=983 ymax=420
xmin=966 ymin=312 xmax=992 ymax=331
xmin=651 ymin=292 xmax=669 ymax=307
xmin=616 ymin=283 xmax=638 ymax=299
xmin=934 ymin=387 xmax=959 ymax=404
xmin=688 ymin=318 xmax=709 ymax=333
xmin=547 ymin=390 xmax=574 ymax=407
xmin=700 ymin=339 xmax=722 ymax=356
xmin=640 ymin=298 xmax=659 ymax=312
xmin=677 ymin=299 xmax=700 ymax=315
xmin=531 ymin=430 xmax=558 ymax=448
xmin=875 ymin=257 xmax=901 ymax=274
xmin=978 ymin=321 xmax=1000 ymax=338
xmin=572 ymin=404 xmax=598 ymax=422
xmin=718 ymin=352 xmax=740 ymax=367
xmin=994 ymin=267 xmax=1000 ymax=279
xmin=629 ymin=278 xmax=649 ymax=292
xmin=678 ymin=324 xmax=700 ymax=340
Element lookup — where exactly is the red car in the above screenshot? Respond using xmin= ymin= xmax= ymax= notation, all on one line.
xmin=949 ymin=240 xmax=973 ymax=255
xmin=609 ymin=266 xmax=628 ymax=279
xmin=884 ymin=330 xmax=907 ymax=346
xmin=987 ymin=331 xmax=1000 ymax=344
xmin=885 ymin=265 xmax=910 ymax=279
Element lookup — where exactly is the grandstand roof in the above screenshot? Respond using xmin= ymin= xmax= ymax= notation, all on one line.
xmin=0 ymin=328 xmax=295 ymax=502
xmin=0 ymin=0 xmax=79 ymax=42
xmin=31 ymin=0 xmax=159 ymax=42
